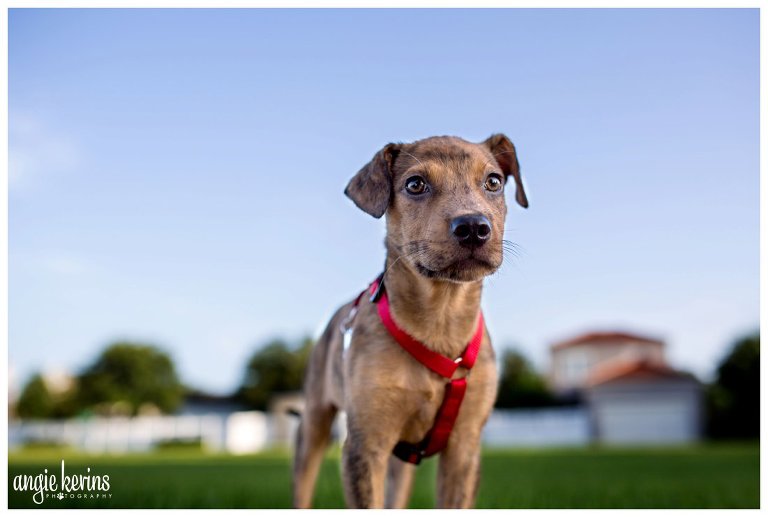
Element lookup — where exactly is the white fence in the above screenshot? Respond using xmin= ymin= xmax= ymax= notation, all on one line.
xmin=483 ymin=408 xmax=591 ymax=447
xmin=9 ymin=412 xmax=268 ymax=454
xmin=9 ymin=408 xmax=591 ymax=454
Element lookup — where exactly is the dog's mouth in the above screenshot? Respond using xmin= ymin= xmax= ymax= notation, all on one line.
xmin=414 ymin=255 xmax=498 ymax=282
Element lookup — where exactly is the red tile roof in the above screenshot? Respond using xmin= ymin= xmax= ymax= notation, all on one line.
xmin=551 ymin=331 xmax=663 ymax=352
xmin=587 ymin=358 xmax=695 ymax=387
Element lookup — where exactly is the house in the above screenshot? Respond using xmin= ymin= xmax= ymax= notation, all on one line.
xmin=549 ymin=330 xmax=702 ymax=444
xmin=549 ymin=331 xmax=665 ymax=395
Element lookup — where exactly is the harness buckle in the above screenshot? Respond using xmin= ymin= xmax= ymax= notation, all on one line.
xmin=451 ymin=356 xmax=470 ymax=380
xmin=451 ymin=357 xmax=471 ymax=380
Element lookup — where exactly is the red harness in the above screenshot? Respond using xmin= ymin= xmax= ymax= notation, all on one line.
xmin=347 ymin=275 xmax=484 ymax=465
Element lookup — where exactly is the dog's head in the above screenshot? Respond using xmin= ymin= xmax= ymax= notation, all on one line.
xmin=345 ymin=134 xmax=527 ymax=283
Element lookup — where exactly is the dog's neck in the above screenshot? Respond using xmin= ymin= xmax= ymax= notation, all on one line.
xmin=382 ymin=253 xmax=483 ymax=359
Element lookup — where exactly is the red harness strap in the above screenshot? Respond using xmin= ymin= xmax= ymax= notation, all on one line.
xmin=363 ymin=277 xmax=484 ymax=465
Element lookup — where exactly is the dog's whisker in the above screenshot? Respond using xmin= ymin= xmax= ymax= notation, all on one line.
xmin=501 ymin=239 xmax=525 ymax=253
xmin=500 ymin=239 xmax=525 ymax=263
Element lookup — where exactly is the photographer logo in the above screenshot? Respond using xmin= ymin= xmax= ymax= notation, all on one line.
xmin=12 ymin=460 xmax=112 ymax=505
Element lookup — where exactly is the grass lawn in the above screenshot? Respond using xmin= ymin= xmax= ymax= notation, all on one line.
xmin=8 ymin=442 xmax=759 ymax=509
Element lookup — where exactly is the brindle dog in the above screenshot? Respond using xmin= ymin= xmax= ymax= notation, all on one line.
xmin=293 ymin=134 xmax=528 ymax=509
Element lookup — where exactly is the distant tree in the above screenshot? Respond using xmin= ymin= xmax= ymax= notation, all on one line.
xmin=15 ymin=373 xmax=80 ymax=420
xmin=495 ymin=348 xmax=555 ymax=408
xmin=77 ymin=342 xmax=184 ymax=415
xmin=238 ymin=336 xmax=313 ymax=410
xmin=706 ymin=332 xmax=760 ymax=439
xmin=15 ymin=374 xmax=55 ymax=419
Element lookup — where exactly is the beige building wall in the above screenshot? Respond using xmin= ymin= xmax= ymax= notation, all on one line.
xmin=550 ymin=337 xmax=664 ymax=392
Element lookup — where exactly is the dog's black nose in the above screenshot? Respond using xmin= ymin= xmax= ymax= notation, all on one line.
xmin=451 ymin=214 xmax=491 ymax=249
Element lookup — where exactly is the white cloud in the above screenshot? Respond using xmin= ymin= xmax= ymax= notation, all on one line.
xmin=8 ymin=113 xmax=82 ymax=191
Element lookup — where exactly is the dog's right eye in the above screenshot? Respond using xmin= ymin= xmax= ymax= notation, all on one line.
xmin=405 ymin=176 xmax=428 ymax=195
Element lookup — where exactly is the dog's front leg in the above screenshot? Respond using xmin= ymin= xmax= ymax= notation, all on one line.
xmin=385 ymin=456 xmax=415 ymax=508
xmin=341 ymin=424 xmax=393 ymax=508
xmin=436 ymin=435 xmax=482 ymax=509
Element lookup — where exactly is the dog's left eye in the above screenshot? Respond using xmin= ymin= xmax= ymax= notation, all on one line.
xmin=405 ymin=176 xmax=428 ymax=195
xmin=484 ymin=174 xmax=504 ymax=192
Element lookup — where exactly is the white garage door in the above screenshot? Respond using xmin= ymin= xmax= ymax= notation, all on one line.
xmin=597 ymin=396 xmax=695 ymax=444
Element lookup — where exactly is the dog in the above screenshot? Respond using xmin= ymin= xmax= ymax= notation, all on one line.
xmin=292 ymin=134 xmax=528 ymax=509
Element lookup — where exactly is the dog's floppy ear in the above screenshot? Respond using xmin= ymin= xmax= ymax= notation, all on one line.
xmin=344 ymin=143 xmax=400 ymax=218
xmin=483 ymin=133 xmax=528 ymax=208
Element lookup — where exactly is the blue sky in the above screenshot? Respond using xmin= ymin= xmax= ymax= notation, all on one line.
xmin=9 ymin=8 xmax=759 ymax=394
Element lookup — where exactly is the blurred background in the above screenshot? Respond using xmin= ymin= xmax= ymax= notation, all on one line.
xmin=7 ymin=8 xmax=759 ymax=509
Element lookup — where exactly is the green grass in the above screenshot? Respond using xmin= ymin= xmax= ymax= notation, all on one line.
xmin=8 ymin=442 xmax=759 ymax=509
